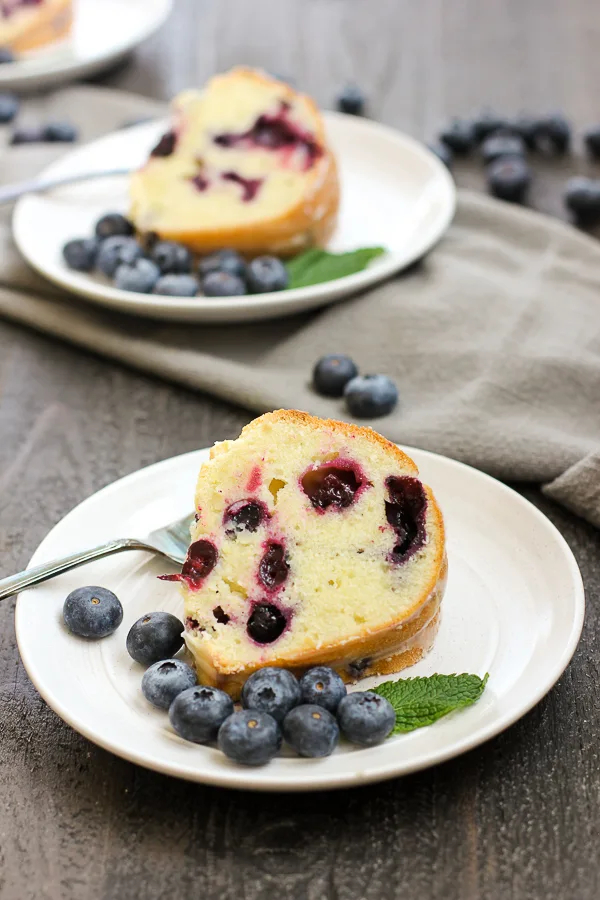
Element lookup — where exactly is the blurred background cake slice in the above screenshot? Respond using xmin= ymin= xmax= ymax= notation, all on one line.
xmin=0 ymin=0 xmax=73 ymax=53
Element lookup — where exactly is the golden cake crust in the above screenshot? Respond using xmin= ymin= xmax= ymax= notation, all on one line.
xmin=0 ymin=0 xmax=72 ymax=52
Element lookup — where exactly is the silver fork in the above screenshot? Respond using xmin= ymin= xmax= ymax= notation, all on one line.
xmin=0 ymin=513 xmax=193 ymax=601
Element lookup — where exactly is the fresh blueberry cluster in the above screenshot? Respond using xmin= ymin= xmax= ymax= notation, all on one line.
xmin=312 ymin=353 xmax=398 ymax=419
xmin=62 ymin=212 xmax=290 ymax=297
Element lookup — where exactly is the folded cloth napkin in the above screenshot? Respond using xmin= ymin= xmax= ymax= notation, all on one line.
xmin=1 ymin=86 xmax=599 ymax=526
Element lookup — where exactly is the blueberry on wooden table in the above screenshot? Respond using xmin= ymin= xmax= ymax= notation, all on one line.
xmin=151 ymin=240 xmax=192 ymax=274
xmin=283 ymin=704 xmax=339 ymax=757
xmin=241 ymin=667 xmax=300 ymax=722
xmin=169 ymin=685 xmax=234 ymax=743
xmin=534 ymin=113 xmax=571 ymax=155
xmin=218 ymin=709 xmax=282 ymax=766
xmin=337 ymin=691 xmax=396 ymax=746
xmin=202 ymin=271 xmax=247 ymax=297
xmin=246 ymin=256 xmax=289 ymax=293
xmin=114 ymin=258 xmax=160 ymax=293
xmin=62 ymin=237 xmax=100 ymax=272
xmin=152 ymin=274 xmax=200 ymax=297
xmin=583 ymin=126 xmax=600 ymax=160
xmin=563 ymin=176 xmax=600 ymax=224
xmin=126 ymin=611 xmax=184 ymax=666
xmin=336 ymin=83 xmax=366 ymax=116
xmin=96 ymin=236 xmax=142 ymax=277
xmin=344 ymin=374 xmax=399 ymax=418
xmin=299 ymin=666 xmax=347 ymax=713
xmin=438 ymin=118 xmax=476 ymax=154
xmin=480 ymin=132 xmax=526 ymax=164
xmin=472 ymin=110 xmax=512 ymax=143
xmin=198 ymin=248 xmax=246 ymax=278
xmin=486 ymin=156 xmax=531 ymax=204
xmin=141 ymin=658 xmax=197 ymax=709
xmin=43 ymin=121 xmax=78 ymax=142
xmin=10 ymin=125 xmax=45 ymax=145
xmin=63 ymin=586 xmax=123 ymax=639
xmin=312 ymin=354 xmax=359 ymax=397
xmin=0 ymin=93 xmax=18 ymax=124
xmin=512 ymin=114 xmax=539 ymax=149
xmin=94 ymin=212 xmax=135 ymax=240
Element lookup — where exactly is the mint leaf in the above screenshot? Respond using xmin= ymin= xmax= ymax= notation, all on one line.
xmin=286 ymin=246 xmax=386 ymax=289
xmin=373 ymin=673 xmax=489 ymax=735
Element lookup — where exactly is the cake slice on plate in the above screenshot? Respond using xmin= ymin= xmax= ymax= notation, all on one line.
xmin=0 ymin=0 xmax=73 ymax=53
xmin=171 ymin=411 xmax=447 ymax=699
xmin=130 ymin=67 xmax=340 ymax=257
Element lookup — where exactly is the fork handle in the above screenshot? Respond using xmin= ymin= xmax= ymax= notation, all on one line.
xmin=0 ymin=167 xmax=132 ymax=205
xmin=0 ymin=538 xmax=148 ymax=601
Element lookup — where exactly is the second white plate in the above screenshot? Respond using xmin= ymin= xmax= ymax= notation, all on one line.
xmin=15 ymin=447 xmax=584 ymax=791
xmin=13 ymin=113 xmax=456 ymax=323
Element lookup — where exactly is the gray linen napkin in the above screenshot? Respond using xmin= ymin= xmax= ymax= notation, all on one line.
xmin=1 ymin=86 xmax=599 ymax=526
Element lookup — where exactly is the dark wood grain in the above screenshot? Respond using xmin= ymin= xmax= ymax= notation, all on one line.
xmin=2 ymin=1 xmax=600 ymax=898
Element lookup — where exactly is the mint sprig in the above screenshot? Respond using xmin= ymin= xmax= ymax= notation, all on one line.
xmin=286 ymin=246 xmax=386 ymax=289
xmin=373 ymin=673 xmax=489 ymax=735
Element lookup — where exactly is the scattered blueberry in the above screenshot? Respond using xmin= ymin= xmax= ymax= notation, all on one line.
xmin=512 ymin=114 xmax=539 ymax=150
xmin=336 ymin=84 xmax=365 ymax=116
xmin=337 ymin=691 xmax=396 ymax=746
xmin=218 ymin=710 xmax=282 ymax=765
xmin=94 ymin=212 xmax=135 ymax=240
xmin=63 ymin=586 xmax=123 ymax=639
xmin=96 ymin=236 xmax=142 ymax=277
xmin=151 ymin=240 xmax=192 ymax=274
xmin=480 ymin=132 xmax=526 ymax=164
xmin=169 ymin=685 xmax=234 ymax=743
xmin=246 ymin=603 xmax=287 ymax=644
xmin=344 ymin=374 xmax=398 ymax=418
xmin=114 ymin=258 xmax=160 ymax=293
xmin=583 ymin=126 xmax=600 ymax=160
xmin=438 ymin=118 xmax=476 ymax=154
xmin=472 ymin=110 xmax=511 ymax=143
xmin=563 ymin=176 xmax=600 ymax=224
xmin=198 ymin=249 xmax=246 ymax=278
xmin=152 ymin=274 xmax=199 ymax=297
xmin=283 ymin=704 xmax=339 ymax=757
xmin=241 ymin=667 xmax=300 ymax=722
xmin=141 ymin=658 xmax=197 ymax=710
xmin=0 ymin=47 xmax=15 ymax=65
xmin=534 ymin=113 xmax=571 ymax=155
xmin=299 ymin=666 xmax=347 ymax=713
xmin=126 ymin=611 xmax=184 ymax=666
xmin=246 ymin=256 xmax=289 ymax=293
xmin=486 ymin=156 xmax=531 ymax=204
xmin=10 ymin=125 xmax=45 ymax=145
xmin=427 ymin=141 xmax=453 ymax=169
xmin=62 ymin=237 xmax=100 ymax=272
xmin=43 ymin=121 xmax=78 ymax=143
xmin=0 ymin=93 xmax=18 ymax=124
xmin=313 ymin=354 xmax=359 ymax=397
xmin=202 ymin=271 xmax=247 ymax=297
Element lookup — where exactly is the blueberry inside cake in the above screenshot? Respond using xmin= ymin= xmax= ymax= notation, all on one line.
xmin=169 ymin=411 xmax=447 ymax=699
xmin=0 ymin=0 xmax=72 ymax=52
xmin=129 ymin=67 xmax=340 ymax=257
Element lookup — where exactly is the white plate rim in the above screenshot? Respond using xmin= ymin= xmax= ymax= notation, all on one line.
xmin=14 ymin=446 xmax=585 ymax=792
xmin=12 ymin=112 xmax=456 ymax=323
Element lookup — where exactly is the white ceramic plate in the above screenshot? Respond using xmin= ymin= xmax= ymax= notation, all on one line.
xmin=15 ymin=447 xmax=584 ymax=792
xmin=0 ymin=0 xmax=173 ymax=91
xmin=13 ymin=113 xmax=456 ymax=323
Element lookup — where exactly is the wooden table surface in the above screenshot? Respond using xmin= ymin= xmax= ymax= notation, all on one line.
xmin=2 ymin=1 xmax=600 ymax=898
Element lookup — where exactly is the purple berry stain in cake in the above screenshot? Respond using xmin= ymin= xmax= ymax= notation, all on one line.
xmin=212 ymin=605 xmax=230 ymax=625
xmin=246 ymin=465 xmax=262 ymax=493
xmin=150 ymin=130 xmax=177 ymax=158
xmin=185 ymin=616 xmax=205 ymax=632
xmin=222 ymin=171 xmax=263 ymax=202
xmin=258 ymin=542 xmax=289 ymax=591
xmin=191 ymin=174 xmax=210 ymax=191
xmin=159 ymin=538 xmax=218 ymax=589
xmin=385 ymin=476 xmax=427 ymax=563
xmin=301 ymin=460 xmax=367 ymax=512
xmin=246 ymin=600 xmax=289 ymax=644
xmin=224 ymin=500 xmax=268 ymax=535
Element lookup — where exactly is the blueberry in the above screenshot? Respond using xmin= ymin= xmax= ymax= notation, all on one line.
xmin=0 ymin=47 xmax=15 ymax=64
xmin=202 ymin=271 xmax=247 ymax=297
xmin=583 ymin=126 xmax=600 ymax=160
xmin=472 ymin=110 xmax=511 ymax=143
xmin=438 ymin=118 xmax=475 ymax=154
xmin=512 ymin=114 xmax=539 ymax=150
xmin=480 ymin=132 xmax=526 ymax=164
xmin=299 ymin=666 xmax=347 ymax=713
xmin=126 ymin=611 xmax=184 ymax=666
xmin=563 ymin=176 xmax=600 ymax=224
xmin=0 ymin=93 xmax=18 ymax=124
xmin=337 ymin=691 xmax=396 ymax=746
xmin=43 ymin=121 xmax=78 ymax=143
xmin=96 ymin=236 xmax=142 ymax=277
xmin=169 ymin=685 xmax=234 ymax=743
xmin=151 ymin=240 xmax=192 ymax=274
xmin=241 ymin=667 xmax=300 ymax=722
xmin=344 ymin=374 xmax=398 ymax=418
xmin=114 ymin=258 xmax=160 ymax=293
xmin=336 ymin=84 xmax=365 ymax=116
xmin=427 ymin=141 xmax=453 ymax=169
xmin=95 ymin=212 xmax=134 ymax=240
xmin=63 ymin=586 xmax=123 ymax=639
xmin=218 ymin=710 xmax=282 ymax=765
xmin=486 ymin=156 xmax=531 ymax=204
xmin=246 ymin=604 xmax=287 ymax=644
xmin=283 ymin=704 xmax=339 ymax=757
xmin=152 ymin=274 xmax=199 ymax=297
xmin=10 ymin=125 xmax=45 ymax=145
xmin=62 ymin=237 xmax=100 ymax=272
xmin=534 ymin=113 xmax=570 ymax=155
xmin=141 ymin=658 xmax=197 ymax=710
xmin=224 ymin=500 xmax=266 ymax=534
xmin=198 ymin=249 xmax=246 ymax=278
xmin=246 ymin=256 xmax=289 ymax=293
xmin=313 ymin=354 xmax=359 ymax=397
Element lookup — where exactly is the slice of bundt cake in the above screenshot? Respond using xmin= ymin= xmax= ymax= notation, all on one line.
xmin=0 ymin=0 xmax=73 ymax=53
xmin=170 ymin=412 xmax=447 ymax=699
xmin=129 ymin=67 xmax=340 ymax=257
